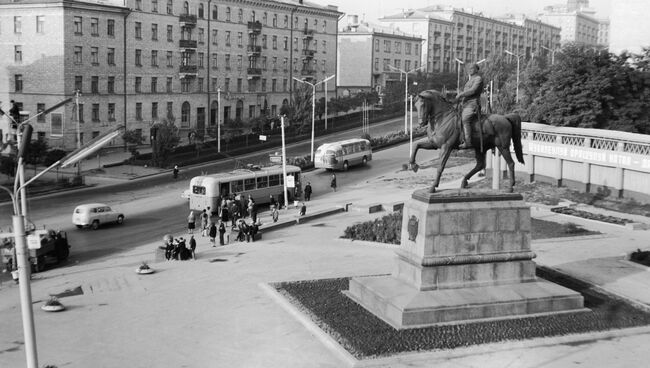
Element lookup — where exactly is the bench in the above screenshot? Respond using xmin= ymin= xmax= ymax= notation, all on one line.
xmin=367 ymin=203 xmax=384 ymax=214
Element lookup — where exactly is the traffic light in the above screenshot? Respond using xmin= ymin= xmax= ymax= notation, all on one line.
xmin=18 ymin=124 xmax=33 ymax=159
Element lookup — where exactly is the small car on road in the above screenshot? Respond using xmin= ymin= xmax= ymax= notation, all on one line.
xmin=72 ymin=203 xmax=125 ymax=230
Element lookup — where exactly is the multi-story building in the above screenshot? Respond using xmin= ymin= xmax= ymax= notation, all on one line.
xmin=337 ymin=15 xmax=423 ymax=97
xmin=0 ymin=0 xmax=341 ymax=149
xmin=597 ymin=18 xmax=609 ymax=48
xmin=379 ymin=6 xmax=561 ymax=75
xmin=538 ymin=9 xmax=599 ymax=46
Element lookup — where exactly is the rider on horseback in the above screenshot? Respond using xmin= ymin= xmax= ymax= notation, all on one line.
xmin=456 ymin=63 xmax=484 ymax=149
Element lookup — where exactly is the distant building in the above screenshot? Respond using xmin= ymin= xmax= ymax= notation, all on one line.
xmin=337 ymin=15 xmax=423 ymax=98
xmin=0 ymin=0 xmax=342 ymax=149
xmin=539 ymin=0 xmax=604 ymax=47
xmin=609 ymin=0 xmax=648 ymax=54
xmin=597 ymin=18 xmax=609 ymax=48
xmin=379 ymin=6 xmax=560 ymax=75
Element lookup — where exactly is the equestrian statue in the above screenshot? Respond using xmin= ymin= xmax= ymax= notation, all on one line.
xmin=409 ymin=63 xmax=525 ymax=193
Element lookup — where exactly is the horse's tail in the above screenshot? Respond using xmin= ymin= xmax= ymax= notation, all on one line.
xmin=506 ymin=114 xmax=525 ymax=164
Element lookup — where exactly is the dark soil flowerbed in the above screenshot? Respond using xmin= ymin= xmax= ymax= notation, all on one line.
xmin=551 ymin=206 xmax=634 ymax=225
xmin=629 ymin=250 xmax=650 ymax=267
xmin=531 ymin=218 xmax=600 ymax=239
xmin=274 ymin=271 xmax=650 ymax=359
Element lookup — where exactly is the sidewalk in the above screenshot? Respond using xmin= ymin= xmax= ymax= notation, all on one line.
xmin=1 ymin=163 xmax=650 ymax=367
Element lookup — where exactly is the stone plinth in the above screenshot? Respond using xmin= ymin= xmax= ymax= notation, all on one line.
xmin=346 ymin=189 xmax=585 ymax=329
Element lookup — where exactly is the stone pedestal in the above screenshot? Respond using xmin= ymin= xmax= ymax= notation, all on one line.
xmin=346 ymin=189 xmax=585 ymax=329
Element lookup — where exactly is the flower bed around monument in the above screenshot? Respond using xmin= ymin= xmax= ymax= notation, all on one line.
xmin=273 ymin=271 xmax=650 ymax=359
xmin=550 ymin=206 xmax=634 ymax=225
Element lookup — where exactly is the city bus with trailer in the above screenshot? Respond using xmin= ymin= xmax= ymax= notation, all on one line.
xmin=313 ymin=138 xmax=372 ymax=171
xmin=188 ymin=165 xmax=302 ymax=211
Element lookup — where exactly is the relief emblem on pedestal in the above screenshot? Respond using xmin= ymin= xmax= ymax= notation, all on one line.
xmin=407 ymin=215 xmax=419 ymax=241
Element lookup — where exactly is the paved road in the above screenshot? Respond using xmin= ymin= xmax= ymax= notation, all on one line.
xmin=1 ymin=117 xmax=438 ymax=272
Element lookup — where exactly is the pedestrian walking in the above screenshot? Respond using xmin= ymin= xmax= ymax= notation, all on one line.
xmin=187 ymin=211 xmax=196 ymax=234
xmin=189 ymin=235 xmax=196 ymax=259
xmin=218 ymin=221 xmax=226 ymax=246
xmin=269 ymin=194 xmax=277 ymax=209
xmin=304 ymin=182 xmax=312 ymax=201
xmin=271 ymin=205 xmax=279 ymax=223
xmin=173 ymin=165 xmax=179 ymax=179
xmin=330 ymin=173 xmax=337 ymax=192
xmin=201 ymin=209 xmax=209 ymax=236
xmin=299 ymin=202 xmax=307 ymax=216
xmin=209 ymin=222 xmax=218 ymax=246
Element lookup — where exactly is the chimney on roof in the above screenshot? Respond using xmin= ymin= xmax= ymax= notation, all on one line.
xmin=348 ymin=14 xmax=360 ymax=31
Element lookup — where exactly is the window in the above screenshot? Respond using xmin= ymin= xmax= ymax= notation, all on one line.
xmin=256 ymin=176 xmax=268 ymax=188
xmin=263 ymin=12 xmax=267 ymax=25
xmin=224 ymin=78 xmax=230 ymax=91
xmin=237 ymin=78 xmax=242 ymax=92
xmin=107 ymin=48 xmax=115 ymax=65
xmin=74 ymin=46 xmax=82 ymax=64
xmin=237 ymin=32 xmax=243 ymax=47
xmin=135 ymin=22 xmax=142 ymax=39
xmin=198 ymin=3 xmax=204 ymax=18
xmin=167 ymin=0 xmax=173 ymax=14
xmin=91 ymin=76 xmax=99 ymax=93
xmin=135 ymin=77 xmax=142 ymax=93
xmin=404 ymin=60 xmax=411 ymax=71
xmin=383 ymin=58 xmax=390 ymax=70
xmin=284 ymin=15 xmax=288 ymax=28
xmin=151 ymin=77 xmax=158 ymax=93
xmin=37 ymin=103 xmax=45 ymax=122
xmin=225 ymin=54 xmax=231 ymax=69
xmin=415 ymin=44 xmax=419 ymax=55
xmin=211 ymin=78 xmax=217 ymax=91
xmin=272 ymin=35 xmax=277 ymax=50
xmin=167 ymin=77 xmax=173 ymax=92
xmin=151 ymin=50 xmax=158 ymax=66
xmin=212 ymin=5 xmax=218 ymax=20
xmin=244 ymin=178 xmax=256 ymax=191
xmin=271 ymin=78 xmax=277 ymax=92
xmin=198 ymin=52 xmax=204 ymax=68
xmin=152 ymin=24 xmax=158 ymax=40
xmin=135 ymin=0 xmax=142 ymax=10
xmin=322 ymin=40 xmax=326 ymax=53
xmin=231 ymin=180 xmax=243 ymax=193
xmin=92 ymin=104 xmax=99 ymax=122
xmin=181 ymin=79 xmax=191 ymax=92
xmin=261 ymin=79 xmax=266 ymax=92
xmin=283 ymin=36 xmax=288 ymax=50
xmin=152 ymin=0 xmax=158 ymax=12
xmin=75 ymin=104 xmax=84 ymax=123
xmin=238 ymin=9 xmax=243 ymax=23
xmin=198 ymin=28 xmax=204 ymax=43
xmin=384 ymin=40 xmax=390 ymax=52
xmin=136 ymin=103 xmax=142 ymax=120
xmin=394 ymin=59 xmax=401 ymax=69
xmin=237 ymin=55 xmax=242 ymax=70
xmin=262 ymin=34 xmax=267 ymax=49
xmin=107 ymin=19 xmax=115 ymax=36
xmin=91 ymin=18 xmax=99 ymax=36
xmin=225 ymin=7 xmax=231 ymax=22
xmin=74 ymin=16 xmax=82 ymax=35
xmin=152 ymin=102 xmax=158 ymax=119
xmin=212 ymin=29 xmax=218 ymax=45
xmin=14 ymin=45 xmax=22 ymax=63
xmin=395 ymin=41 xmax=401 ymax=54
xmin=405 ymin=43 xmax=411 ymax=55
xmin=181 ymin=102 xmax=190 ymax=126
xmin=283 ymin=79 xmax=287 ymax=92
xmin=225 ymin=31 xmax=231 ymax=46
xmin=374 ymin=58 xmax=379 ymax=70
xmin=251 ymin=11 xmax=256 ymax=22
xmin=272 ymin=56 xmax=277 ymax=71
xmin=135 ymin=49 xmax=142 ymax=66
xmin=198 ymin=78 xmax=204 ymax=92
xmin=108 ymin=76 xmax=115 ymax=93
xmin=211 ymin=53 xmax=218 ymax=68
xmin=269 ymin=174 xmax=280 ymax=186
xmin=167 ymin=25 xmax=173 ymax=41
xmin=108 ymin=103 xmax=116 ymax=121
xmin=51 ymin=114 xmax=63 ymax=135
xmin=91 ymin=47 xmax=99 ymax=64
xmin=374 ymin=39 xmax=379 ymax=52
xmin=167 ymin=102 xmax=173 ymax=118
xmin=36 ymin=16 xmax=44 ymax=33
xmin=273 ymin=14 xmax=277 ymax=27
xmin=262 ymin=56 xmax=267 ymax=70
xmin=167 ymin=51 xmax=173 ymax=67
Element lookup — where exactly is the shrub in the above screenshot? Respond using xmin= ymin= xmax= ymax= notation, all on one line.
xmin=43 ymin=149 xmax=67 ymax=166
xmin=341 ymin=211 xmax=402 ymax=244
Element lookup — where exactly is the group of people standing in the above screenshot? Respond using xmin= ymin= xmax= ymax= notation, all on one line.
xmin=163 ymin=235 xmax=196 ymax=261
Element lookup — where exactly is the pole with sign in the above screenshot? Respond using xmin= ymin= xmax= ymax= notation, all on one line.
xmin=280 ymin=116 xmax=289 ymax=210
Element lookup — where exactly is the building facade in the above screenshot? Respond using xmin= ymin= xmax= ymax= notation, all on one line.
xmin=0 ymin=0 xmax=341 ymax=149
xmin=379 ymin=6 xmax=561 ymax=75
xmin=538 ymin=10 xmax=599 ymax=46
xmin=337 ymin=15 xmax=422 ymax=97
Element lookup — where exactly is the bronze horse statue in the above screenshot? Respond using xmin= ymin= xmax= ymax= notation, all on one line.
xmin=409 ymin=89 xmax=525 ymax=193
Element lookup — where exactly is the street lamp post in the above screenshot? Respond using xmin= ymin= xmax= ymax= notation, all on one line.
xmin=324 ymin=74 xmax=335 ymax=130
xmin=280 ymin=115 xmax=289 ymax=210
xmin=217 ymin=87 xmax=221 ymax=152
xmin=387 ymin=64 xmax=425 ymax=133
xmin=454 ymin=58 xmax=465 ymax=94
xmin=292 ymin=74 xmax=335 ymax=162
xmin=505 ymin=50 xmax=524 ymax=103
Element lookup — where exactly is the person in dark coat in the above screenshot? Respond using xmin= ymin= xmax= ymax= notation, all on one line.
xmin=330 ymin=173 xmax=337 ymax=192
xmin=220 ymin=204 xmax=229 ymax=225
xmin=173 ymin=165 xmax=179 ymax=179
xmin=304 ymin=182 xmax=312 ymax=201
xmin=209 ymin=222 xmax=218 ymax=246
xmin=189 ymin=235 xmax=196 ymax=259
xmin=299 ymin=202 xmax=307 ymax=216
xmin=218 ymin=221 xmax=226 ymax=246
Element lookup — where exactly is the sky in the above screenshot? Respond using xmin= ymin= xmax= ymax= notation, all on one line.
xmin=319 ymin=0 xmax=612 ymax=23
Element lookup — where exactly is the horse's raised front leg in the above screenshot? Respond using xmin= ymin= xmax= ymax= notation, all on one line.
xmin=461 ymin=147 xmax=486 ymax=189
xmin=497 ymin=146 xmax=516 ymax=193
xmin=409 ymin=141 xmax=436 ymax=173
xmin=431 ymin=145 xmax=453 ymax=193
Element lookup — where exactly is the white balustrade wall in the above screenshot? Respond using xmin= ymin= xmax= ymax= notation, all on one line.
xmin=487 ymin=122 xmax=650 ymax=201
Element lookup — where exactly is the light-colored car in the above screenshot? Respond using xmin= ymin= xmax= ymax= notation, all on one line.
xmin=72 ymin=203 xmax=125 ymax=230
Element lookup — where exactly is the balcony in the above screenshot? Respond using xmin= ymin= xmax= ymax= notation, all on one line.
xmin=179 ymin=64 xmax=198 ymax=78
xmin=302 ymin=49 xmax=315 ymax=58
xmin=179 ymin=14 xmax=197 ymax=27
xmin=303 ymin=28 xmax=314 ymax=39
xmin=247 ymin=21 xmax=262 ymax=34
xmin=300 ymin=68 xmax=315 ymax=76
xmin=179 ymin=39 xmax=197 ymax=50
xmin=247 ymin=45 xmax=262 ymax=55
xmin=247 ymin=67 xmax=262 ymax=78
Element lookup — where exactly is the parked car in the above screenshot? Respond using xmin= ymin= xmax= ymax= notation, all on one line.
xmin=72 ymin=203 xmax=125 ymax=230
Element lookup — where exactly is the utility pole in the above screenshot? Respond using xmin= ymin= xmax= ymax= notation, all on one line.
xmin=75 ymin=89 xmax=82 ymax=177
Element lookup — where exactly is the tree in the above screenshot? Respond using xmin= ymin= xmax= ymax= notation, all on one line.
xmin=24 ymin=139 xmax=49 ymax=165
xmin=122 ymin=129 xmax=144 ymax=160
xmin=151 ymin=118 xmax=180 ymax=167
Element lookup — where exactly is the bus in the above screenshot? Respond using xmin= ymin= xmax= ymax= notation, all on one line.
xmin=314 ymin=138 xmax=372 ymax=171
xmin=188 ymin=165 xmax=302 ymax=211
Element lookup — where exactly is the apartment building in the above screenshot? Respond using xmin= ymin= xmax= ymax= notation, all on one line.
xmin=379 ymin=6 xmax=561 ymax=74
xmin=0 ymin=0 xmax=341 ymax=149
xmin=539 ymin=10 xmax=599 ymax=46
xmin=337 ymin=15 xmax=423 ymax=97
